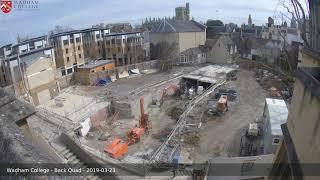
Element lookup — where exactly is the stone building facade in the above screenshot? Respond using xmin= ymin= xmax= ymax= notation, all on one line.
xmin=104 ymin=32 xmax=146 ymax=66
xmin=50 ymin=31 xmax=85 ymax=76
xmin=175 ymin=3 xmax=190 ymax=21
xmin=150 ymin=19 xmax=206 ymax=58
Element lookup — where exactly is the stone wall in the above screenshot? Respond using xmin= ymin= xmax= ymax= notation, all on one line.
xmin=75 ymin=60 xmax=159 ymax=86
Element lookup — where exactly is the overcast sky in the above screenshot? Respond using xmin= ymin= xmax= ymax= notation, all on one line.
xmin=0 ymin=0 xmax=295 ymax=44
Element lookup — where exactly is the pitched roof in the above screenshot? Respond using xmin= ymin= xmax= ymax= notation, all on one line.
xmin=205 ymin=34 xmax=233 ymax=48
xmin=181 ymin=47 xmax=204 ymax=55
xmin=205 ymin=35 xmax=221 ymax=47
xmin=150 ymin=20 xmax=206 ymax=33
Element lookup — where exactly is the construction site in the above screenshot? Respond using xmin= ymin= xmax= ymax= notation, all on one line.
xmin=22 ymin=58 xmax=294 ymax=179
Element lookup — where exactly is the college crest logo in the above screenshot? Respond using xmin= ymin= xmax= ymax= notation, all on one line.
xmin=1 ymin=0 xmax=12 ymax=13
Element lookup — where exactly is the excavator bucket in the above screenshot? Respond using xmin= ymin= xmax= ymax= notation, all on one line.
xmin=127 ymin=128 xmax=145 ymax=145
xmin=104 ymin=138 xmax=128 ymax=158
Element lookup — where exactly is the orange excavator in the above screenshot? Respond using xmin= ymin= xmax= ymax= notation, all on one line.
xmin=104 ymin=96 xmax=151 ymax=158
xmin=104 ymin=138 xmax=128 ymax=159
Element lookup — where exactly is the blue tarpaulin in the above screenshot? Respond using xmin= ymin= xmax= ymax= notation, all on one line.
xmin=96 ymin=77 xmax=112 ymax=86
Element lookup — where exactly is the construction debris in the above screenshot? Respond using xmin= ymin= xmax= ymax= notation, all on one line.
xmin=168 ymin=106 xmax=184 ymax=121
xmin=181 ymin=133 xmax=200 ymax=146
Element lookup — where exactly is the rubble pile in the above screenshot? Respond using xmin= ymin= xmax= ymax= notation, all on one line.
xmin=255 ymin=69 xmax=293 ymax=101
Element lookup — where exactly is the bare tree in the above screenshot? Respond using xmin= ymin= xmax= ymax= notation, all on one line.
xmin=150 ymin=42 xmax=178 ymax=71
xmin=279 ymin=0 xmax=310 ymax=47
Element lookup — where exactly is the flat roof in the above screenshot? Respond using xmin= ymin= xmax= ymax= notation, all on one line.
xmin=79 ymin=27 xmax=110 ymax=33
xmin=50 ymin=30 xmax=81 ymax=38
xmin=265 ymin=98 xmax=288 ymax=135
xmin=13 ymin=35 xmax=47 ymax=47
xmin=208 ymin=154 xmax=274 ymax=179
xmin=105 ymin=31 xmax=141 ymax=37
xmin=182 ymin=65 xmax=235 ymax=84
xmin=4 ymin=46 xmax=53 ymax=61
xmin=79 ymin=60 xmax=113 ymax=69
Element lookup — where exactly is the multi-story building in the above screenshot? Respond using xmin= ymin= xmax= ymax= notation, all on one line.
xmin=80 ymin=28 xmax=110 ymax=61
xmin=150 ymin=19 xmax=206 ymax=57
xmin=175 ymin=3 xmax=190 ymax=21
xmin=104 ymin=32 xmax=146 ymax=66
xmin=2 ymin=36 xmax=59 ymax=105
xmin=49 ymin=31 xmax=85 ymax=76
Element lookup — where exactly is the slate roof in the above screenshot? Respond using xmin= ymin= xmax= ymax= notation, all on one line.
xmin=150 ymin=20 xmax=206 ymax=33
xmin=180 ymin=47 xmax=204 ymax=55
xmin=79 ymin=60 xmax=113 ymax=69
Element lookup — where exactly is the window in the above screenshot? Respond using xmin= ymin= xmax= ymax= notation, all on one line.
xmin=79 ymin=54 xmax=82 ymax=59
xmin=67 ymin=68 xmax=73 ymax=74
xmin=63 ymin=40 xmax=68 ymax=46
xmin=67 ymin=57 xmax=70 ymax=62
xmin=96 ymin=34 xmax=100 ymax=39
xmin=98 ymin=49 xmax=101 ymax=54
xmin=70 ymin=38 xmax=74 ymax=44
xmin=76 ymin=37 xmax=81 ymax=43
xmin=118 ymin=47 xmax=121 ymax=53
xmin=127 ymin=47 xmax=130 ymax=51
xmin=272 ymin=138 xmax=280 ymax=145
xmin=78 ymin=46 xmax=81 ymax=51
xmin=61 ymin=69 xmax=66 ymax=76
xmin=97 ymin=41 xmax=100 ymax=46
xmin=65 ymin=48 xmax=68 ymax=54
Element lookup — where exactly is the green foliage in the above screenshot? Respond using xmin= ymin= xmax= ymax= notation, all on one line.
xmin=206 ymin=19 xmax=224 ymax=26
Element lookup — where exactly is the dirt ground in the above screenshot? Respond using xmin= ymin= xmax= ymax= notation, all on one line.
xmin=49 ymin=65 xmax=267 ymax=165
xmin=61 ymin=65 xmax=201 ymax=162
xmin=64 ymin=65 xmax=202 ymax=100
xmin=180 ymin=69 xmax=268 ymax=163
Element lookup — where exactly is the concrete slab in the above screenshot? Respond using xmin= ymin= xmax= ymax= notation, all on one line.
xmin=39 ymin=92 xmax=110 ymax=123
xmin=182 ymin=65 xmax=235 ymax=84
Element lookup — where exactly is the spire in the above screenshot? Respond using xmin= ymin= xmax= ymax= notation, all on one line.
xmin=290 ymin=16 xmax=297 ymax=28
xmin=248 ymin=14 xmax=252 ymax=27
